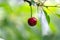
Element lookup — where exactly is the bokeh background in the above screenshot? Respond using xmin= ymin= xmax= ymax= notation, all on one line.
xmin=0 ymin=0 xmax=60 ymax=40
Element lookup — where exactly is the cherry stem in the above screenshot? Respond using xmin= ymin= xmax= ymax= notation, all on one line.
xmin=30 ymin=0 xmax=32 ymax=18
xmin=30 ymin=5 xmax=32 ymax=17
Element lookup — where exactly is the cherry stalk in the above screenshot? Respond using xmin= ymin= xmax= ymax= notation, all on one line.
xmin=24 ymin=0 xmax=37 ymax=26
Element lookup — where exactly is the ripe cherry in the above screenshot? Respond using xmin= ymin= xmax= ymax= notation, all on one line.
xmin=28 ymin=17 xmax=37 ymax=26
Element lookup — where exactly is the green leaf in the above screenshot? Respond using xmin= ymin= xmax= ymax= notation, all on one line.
xmin=43 ymin=8 xmax=50 ymax=24
xmin=4 ymin=3 xmax=13 ymax=14
xmin=46 ymin=15 xmax=50 ymax=24
xmin=56 ymin=14 xmax=60 ymax=18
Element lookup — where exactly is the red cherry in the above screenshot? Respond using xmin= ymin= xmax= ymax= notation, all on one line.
xmin=28 ymin=17 xmax=37 ymax=26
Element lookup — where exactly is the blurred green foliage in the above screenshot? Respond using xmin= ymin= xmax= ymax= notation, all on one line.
xmin=0 ymin=0 xmax=60 ymax=40
xmin=0 ymin=0 xmax=41 ymax=40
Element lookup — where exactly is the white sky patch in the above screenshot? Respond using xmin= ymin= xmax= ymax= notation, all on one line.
xmin=55 ymin=0 xmax=60 ymax=4
xmin=18 ymin=0 xmax=24 ymax=5
xmin=0 ymin=38 xmax=5 ymax=40
xmin=44 ymin=0 xmax=57 ymax=6
xmin=8 ymin=0 xmax=24 ymax=7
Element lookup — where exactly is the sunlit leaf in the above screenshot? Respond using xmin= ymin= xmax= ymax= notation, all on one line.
xmin=43 ymin=8 xmax=50 ymax=24
xmin=56 ymin=14 xmax=60 ymax=18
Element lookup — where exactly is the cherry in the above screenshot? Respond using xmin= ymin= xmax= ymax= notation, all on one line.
xmin=28 ymin=17 xmax=37 ymax=26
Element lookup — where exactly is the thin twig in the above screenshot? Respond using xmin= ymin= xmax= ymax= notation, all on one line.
xmin=30 ymin=5 xmax=32 ymax=17
xmin=43 ymin=5 xmax=60 ymax=8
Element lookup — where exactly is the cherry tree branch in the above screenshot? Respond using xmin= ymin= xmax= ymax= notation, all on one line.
xmin=43 ymin=5 xmax=60 ymax=8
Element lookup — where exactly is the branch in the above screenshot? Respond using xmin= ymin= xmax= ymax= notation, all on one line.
xmin=43 ymin=5 xmax=60 ymax=8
